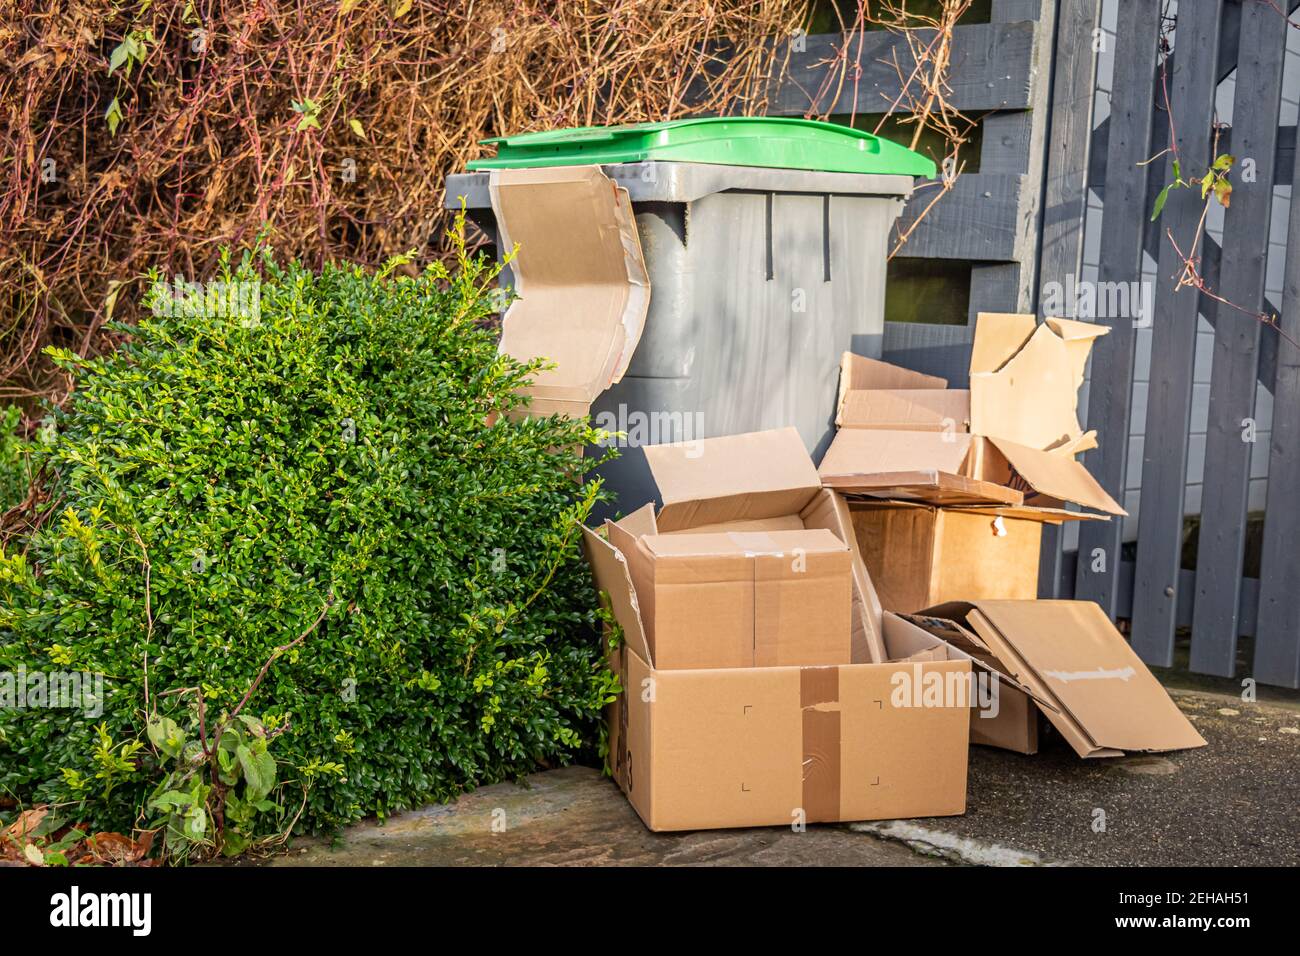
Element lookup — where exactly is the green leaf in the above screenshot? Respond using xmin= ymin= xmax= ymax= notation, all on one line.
xmin=1172 ymin=159 xmax=1181 ymax=181
xmin=146 ymin=715 xmax=186 ymax=759
xmin=105 ymin=97 xmax=122 ymax=136
xmin=149 ymin=789 xmax=193 ymax=810
xmin=1213 ymin=153 xmax=1236 ymax=171
xmin=237 ymin=743 xmax=276 ymax=801
xmin=349 ymin=118 xmax=366 ymax=139
xmin=109 ymin=42 xmax=130 ymax=74
xmin=1151 ymin=183 xmax=1173 ymax=221
xmin=184 ymin=807 xmax=208 ymax=840
xmin=1201 ymin=171 xmax=1215 ymax=199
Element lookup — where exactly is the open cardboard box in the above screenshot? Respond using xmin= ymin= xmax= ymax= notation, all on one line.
xmin=899 ymin=601 xmax=1207 ymax=758
xmin=631 ymin=426 xmax=888 ymax=665
xmin=820 ymin=313 xmax=1126 ymax=516
xmin=581 ymin=523 xmax=971 ymax=832
xmin=848 ymin=499 xmax=1103 ymax=613
xmin=578 ymin=426 xmax=972 ymax=831
xmin=606 ymin=523 xmax=852 ymax=669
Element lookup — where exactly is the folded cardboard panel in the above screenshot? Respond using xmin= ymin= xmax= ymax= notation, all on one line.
xmin=916 ymin=600 xmax=1207 ymax=758
xmin=819 ymin=430 xmax=1024 ymax=506
xmin=489 ymin=165 xmax=650 ymax=417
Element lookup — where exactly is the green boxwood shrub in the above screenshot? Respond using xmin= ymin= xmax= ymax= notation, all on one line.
xmin=0 ymin=220 xmax=617 ymax=858
xmin=0 ymin=405 xmax=32 ymax=513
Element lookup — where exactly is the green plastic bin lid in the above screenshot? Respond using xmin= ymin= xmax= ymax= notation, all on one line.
xmin=467 ymin=117 xmax=936 ymax=178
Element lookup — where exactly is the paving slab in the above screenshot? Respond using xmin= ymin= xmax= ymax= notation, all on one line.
xmin=261 ymin=764 xmax=946 ymax=867
xmin=259 ymin=687 xmax=1298 ymax=868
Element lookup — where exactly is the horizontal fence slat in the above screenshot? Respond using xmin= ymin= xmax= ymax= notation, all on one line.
xmin=881 ymin=321 xmax=974 ymax=386
xmin=1191 ymin=0 xmax=1287 ymax=677
xmin=1074 ymin=0 xmax=1162 ymax=617
xmin=1131 ymin=1 xmax=1225 ymax=667
xmin=770 ymin=21 xmax=1037 ymax=116
xmin=893 ymin=173 xmax=1029 ymax=260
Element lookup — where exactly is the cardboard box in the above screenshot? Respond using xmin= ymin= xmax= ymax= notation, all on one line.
xmin=821 ymin=314 xmax=1126 ymax=515
xmin=633 ymin=426 xmax=888 ymax=664
xmin=907 ymin=600 xmax=1207 ymax=758
xmin=848 ymin=499 xmax=1100 ymax=613
xmin=489 ymin=165 xmax=650 ymax=418
xmin=582 ymin=523 xmax=972 ymax=831
xmin=613 ymin=527 xmax=852 ymax=669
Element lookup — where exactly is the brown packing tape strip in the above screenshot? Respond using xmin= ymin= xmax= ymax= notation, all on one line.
xmin=800 ymin=667 xmax=841 ymax=824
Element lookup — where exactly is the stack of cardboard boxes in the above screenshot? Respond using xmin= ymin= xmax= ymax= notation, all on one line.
xmin=483 ymin=163 xmax=1205 ymax=831
xmin=580 ymin=313 xmax=1205 ymax=833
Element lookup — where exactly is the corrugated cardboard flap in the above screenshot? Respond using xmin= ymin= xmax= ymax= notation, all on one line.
xmin=579 ymin=522 xmax=654 ymax=666
xmin=819 ymin=430 xmax=1024 ymax=506
xmin=821 ymin=429 xmax=973 ymax=477
xmin=838 ymin=389 xmax=971 ymax=430
xmin=491 ymin=165 xmax=650 ymax=416
xmin=968 ymin=313 xmax=1109 ymax=455
xmin=646 ymin=427 xmax=821 ymax=532
xmin=988 ymin=437 xmax=1127 ymax=516
xmin=836 ymin=352 xmax=948 ymax=426
xmin=925 ymin=600 xmax=1206 ymax=757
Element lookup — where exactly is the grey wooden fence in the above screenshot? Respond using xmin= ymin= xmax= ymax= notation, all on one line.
xmin=778 ymin=1 xmax=1300 ymax=688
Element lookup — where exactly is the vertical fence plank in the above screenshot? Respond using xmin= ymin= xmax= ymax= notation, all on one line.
xmin=1131 ymin=1 xmax=1224 ymax=666
xmin=1036 ymin=0 xmax=1101 ymax=599
xmin=1190 ymin=2 xmax=1287 ymax=676
xmin=1255 ymin=69 xmax=1300 ymax=692
xmin=1074 ymin=0 xmax=1163 ymax=616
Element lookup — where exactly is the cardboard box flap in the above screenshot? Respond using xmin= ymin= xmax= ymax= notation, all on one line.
xmin=840 ymin=351 xmax=947 ymax=393
xmin=969 ymin=312 xmax=1038 ymax=375
xmin=490 ymin=165 xmax=650 ymax=414
xmin=641 ymin=528 xmax=846 ymax=558
xmin=819 ymin=430 xmax=1023 ymax=506
xmin=947 ymin=504 xmax=1108 ymax=525
xmin=838 ymin=389 xmax=971 ymax=430
xmin=820 ymin=429 xmax=973 ymax=478
xmin=579 ymin=523 xmax=653 ymax=665
xmin=967 ymin=601 xmax=1206 ymax=754
xmin=988 ymin=437 xmax=1127 ymax=516
xmin=645 ymin=427 xmax=821 ymax=531
xmin=970 ymin=321 xmax=1088 ymax=451
xmin=1045 ymin=317 xmax=1109 ymax=395
xmin=613 ymin=501 xmax=659 ymax=538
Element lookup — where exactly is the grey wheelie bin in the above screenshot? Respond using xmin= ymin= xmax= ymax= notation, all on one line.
xmin=444 ymin=117 xmax=935 ymax=518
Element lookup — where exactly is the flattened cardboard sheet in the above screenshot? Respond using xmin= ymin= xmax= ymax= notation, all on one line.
xmin=921 ymin=600 xmax=1207 ymax=757
xmin=490 ymin=165 xmax=649 ymax=417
